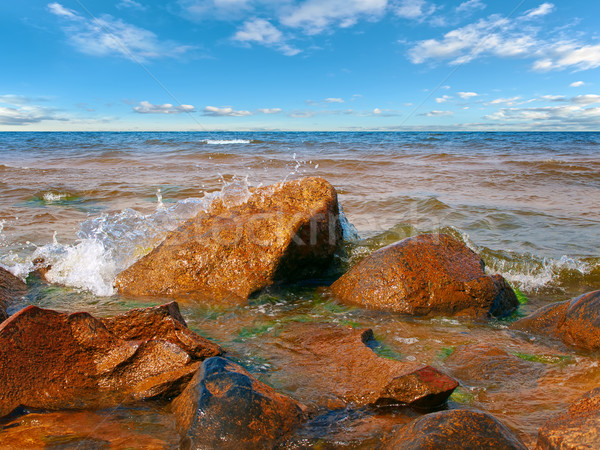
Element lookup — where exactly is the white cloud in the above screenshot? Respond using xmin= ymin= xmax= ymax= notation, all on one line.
xmin=570 ymin=81 xmax=585 ymax=87
xmin=373 ymin=108 xmax=382 ymax=114
xmin=324 ymin=97 xmax=344 ymax=103
xmin=116 ymin=0 xmax=147 ymax=11
xmin=257 ymin=108 xmax=282 ymax=114
xmin=394 ymin=0 xmax=436 ymax=20
xmin=423 ymin=110 xmax=453 ymax=116
xmin=485 ymin=104 xmax=600 ymax=128
xmin=203 ymin=106 xmax=253 ymax=116
xmin=233 ymin=18 xmax=300 ymax=56
xmin=532 ymin=43 xmax=600 ymax=72
xmin=487 ymin=96 xmax=521 ymax=105
xmin=524 ymin=2 xmax=554 ymax=18
xmin=456 ymin=0 xmax=485 ymax=13
xmin=435 ymin=95 xmax=452 ymax=103
xmin=48 ymin=3 xmax=193 ymax=61
xmin=0 ymin=96 xmax=66 ymax=125
xmin=281 ymin=0 xmax=387 ymax=35
xmin=133 ymin=101 xmax=195 ymax=114
xmin=571 ymin=94 xmax=600 ymax=105
xmin=457 ymin=91 xmax=478 ymax=99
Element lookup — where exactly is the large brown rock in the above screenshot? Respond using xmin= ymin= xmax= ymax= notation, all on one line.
xmin=389 ymin=409 xmax=527 ymax=449
xmin=0 ymin=266 xmax=27 ymax=321
xmin=271 ymin=322 xmax=458 ymax=409
xmin=172 ymin=356 xmax=305 ymax=449
xmin=511 ymin=290 xmax=600 ymax=351
xmin=331 ymin=233 xmax=518 ymax=318
xmin=444 ymin=343 xmax=546 ymax=390
xmin=537 ymin=387 xmax=600 ymax=449
xmin=115 ymin=177 xmax=343 ymax=303
xmin=0 ymin=302 xmax=222 ymax=417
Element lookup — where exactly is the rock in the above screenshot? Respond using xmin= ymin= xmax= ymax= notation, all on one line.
xmin=270 ymin=322 xmax=458 ymax=410
xmin=0 ymin=302 xmax=222 ymax=417
xmin=172 ymin=356 xmax=305 ymax=449
xmin=0 ymin=266 xmax=27 ymax=321
xmin=115 ymin=177 xmax=343 ymax=303
xmin=511 ymin=290 xmax=600 ymax=351
xmin=538 ymin=387 xmax=600 ymax=449
xmin=388 ymin=409 xmax=527 ymax=449
xmin=444 ymin=343 xmax=545 ymax=390
xmin=331 ymin=233 xmax=518 ymax=318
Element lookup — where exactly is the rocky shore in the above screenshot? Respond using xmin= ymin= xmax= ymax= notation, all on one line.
xmin=1 ymin=177 xmax=598 ymax=448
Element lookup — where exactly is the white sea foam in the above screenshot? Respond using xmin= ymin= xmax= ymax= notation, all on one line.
xmin=203 ymin=139 xmax=250 ymax=145
xmin=42 ymin=192 xmax=68 ymax=203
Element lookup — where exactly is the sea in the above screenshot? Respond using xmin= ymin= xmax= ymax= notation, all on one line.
xmin=1 ymin=131 xmax=599 ymax=446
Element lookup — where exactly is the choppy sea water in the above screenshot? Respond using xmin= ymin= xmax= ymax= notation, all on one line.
xmin=1 ymin=131 xmax=599 ymax=446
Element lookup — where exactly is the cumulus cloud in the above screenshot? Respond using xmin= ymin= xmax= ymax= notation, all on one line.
xmin=486 ymin=105 xmax=600 ymax=126
xmin=394 ymin=0 xmax=436 ymax=20
xmin=203 ymin=106 xmax=253 ymax=116
xmin=422 ymin=110 xmax=454 ymax=117
xmin=324 ymin=97 xmax=344 ymax=103
xmin=571 ymin=94 xmax=600 ymax=105
xmin=233 ymin=18 xmax=300 ymax=55
xmin=456 ymin=0 xmax=485 ymax=14
xmin=133 ymin=101 xmax=195 ymax=114
xmin=257 ymin=108 xmax=282 ymax=114
xmin=281 ymin=0 xmax=387 ymax=35
xmin=116 ymin=0 xmax=147 ymax=11
xmin=570 ymin=81 xmax=585 ymax=87
xmin=0 ymin=95 xmax=66 ymax=126
xmin=486 ymin=96 xmax=521 ymax=105
xmin=435 ymin=95 xmax=452 ymax=103
xmin=457 ymin=91 xmax=478 ymax=99
xmin=48 ymin=2 xmax=194 ymax=61
xmin=407 ymin=3 xmax=600 ymax=72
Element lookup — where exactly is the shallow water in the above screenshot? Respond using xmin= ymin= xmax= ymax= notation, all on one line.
xmin=1 ymin=131 xmax=600 ymax=447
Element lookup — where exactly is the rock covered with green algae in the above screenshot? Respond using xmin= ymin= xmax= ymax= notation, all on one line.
xmin=172 ymin=356 xmax=306 ymax=450
xmin=0 ymin=301 xmax=222 ymax=417
xmin=331 ymin=233 xmax=519 ymax=319
xmin=0 ymin=266 xmax=27 ymax=322
xmin=115 ymin=177 xmax=343 ymax=303
xmin=511 ymin=290 xmax=600 ymax=352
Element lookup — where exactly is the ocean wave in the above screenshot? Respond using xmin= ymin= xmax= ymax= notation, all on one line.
xmin=202 ymin=139 xmax=252 ymax=145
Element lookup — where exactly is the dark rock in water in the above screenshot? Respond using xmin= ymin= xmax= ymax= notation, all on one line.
xmin=511 ymin=290 xmax=600 ymax=351
xmin=0 ymin=266 xmax=27 ymax=321
xmin=273 ymin=322 xmax=458 ymax=409
xmin=171 ymin=356 xmax=305 ymax=450
xmin=538 ymin=387 xmax=600 ymax=449
xmin=115 ymin=177 xmax=343 ymax=304
xmin=331 ymin=233 xmax=518 ymax=319
xmin=0 ymin=302 xmax=222 ymax=417
xmin=388 ymin=409 xmax=527 ymax=449
xmin=444 ymin=343 xmax=545 ymax=390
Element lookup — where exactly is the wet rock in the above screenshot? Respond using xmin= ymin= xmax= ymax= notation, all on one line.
xmin=0 ymin=266 xmax=27 ymax=321
xmin=388 ymin=409 xmax=527 ymax=449
xmin=444 ymin=343 xmax=545 ymax=390
xmin=331 ymin=233 xmax=518 ymax=318
xmin=115 ymin=177 xmax=343 ymax=303
xmin=0 ymin=302 xmax=222 ymax=417
xmin=172 ymin=356 xmax=305 ymax=450
xmin=538 ymin=387 xmax=600 ymax=449
xmin=271 ymin=322 xmax=458 ymax=409
xmin=511 ymin=290 xmax=600 ymax=351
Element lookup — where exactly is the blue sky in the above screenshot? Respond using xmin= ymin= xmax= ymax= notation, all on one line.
xmin=1 ymin=0 xmax=599 ymax=131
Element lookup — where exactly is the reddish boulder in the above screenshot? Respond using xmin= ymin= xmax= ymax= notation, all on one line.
xmin=444 ymin=343 xmax=545 ymax=390
xmin=511 ymin=290 xmax=600 ymax=351
xmin=271 ymin=322 xmax=458 ymax=409
xmin=0 ymin=266 xmax=27 ymax=321
xmin=537 ymin=387 xmax=600 ymax=449
xmin=331 ymin=233 xmax=518 ymax=318
xmin=172 ymin=356 xmax=305 ymax=449
xmin=115 ymin=177 xmax=343 ymax=303
xmin=388 ymin=409 xmax=527 ymax=449
xmin=0 ymin=302 xmax=222 ymax=417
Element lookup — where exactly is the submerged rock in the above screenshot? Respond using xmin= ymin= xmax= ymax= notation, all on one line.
xmin=115 ymin=177 xmax=343 ymax=303
xmin=0 ymin=266 xmax=27 ymax=321
xmin=331 ymin=233 xmax=518 ymax=318
xmin=172 ymin=356 xmax=305 ymax=450
xmin=511 ymin=290 xmax=600 ymax=351
xmin=0 ymin=302 xmax=222 ymax=417
xmin=444 ymin=343 xmax=546 ymax=390
xmin=273 ymin=322 xmax=458 ymax=409
xmin=388 ymin=409 xmax=527 ymax=449
xmin=538 ymin=387 xmax=600 ymax=449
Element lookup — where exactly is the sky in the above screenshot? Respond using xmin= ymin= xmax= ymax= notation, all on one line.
xmin=1 ymin=0 xmax=600 ymax=131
